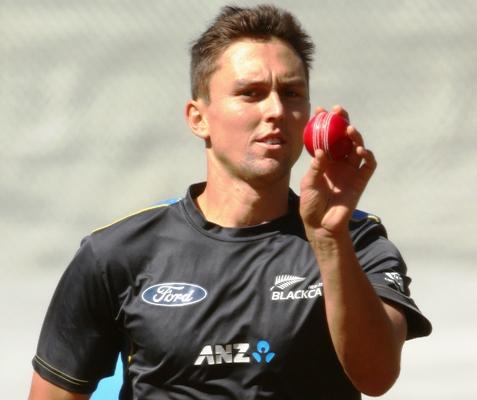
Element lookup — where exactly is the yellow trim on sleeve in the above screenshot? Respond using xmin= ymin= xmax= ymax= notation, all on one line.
xmin=92 ymin=202 xmax=177 ymax=234
xmin=367 ymin=214 xmax=381 ymax=223
xmin=34 ymin=355 xmax=90 ymax=385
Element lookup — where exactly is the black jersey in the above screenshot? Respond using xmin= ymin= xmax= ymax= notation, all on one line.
xmin=33 ymin=183 xmax=431 ymax=399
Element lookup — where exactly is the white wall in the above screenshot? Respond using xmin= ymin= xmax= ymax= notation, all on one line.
xmin=2 ymin=1 xmax=476 ymax=398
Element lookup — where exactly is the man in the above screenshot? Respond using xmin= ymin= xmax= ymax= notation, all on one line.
xmin=29 ymin=5 xmax=431 ymax=399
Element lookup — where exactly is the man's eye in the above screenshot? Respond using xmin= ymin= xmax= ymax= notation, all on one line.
xmin=242 ymin=90 xmax=260 ymax=97
xmin=283 ymin=89 xmax=300 ymax=98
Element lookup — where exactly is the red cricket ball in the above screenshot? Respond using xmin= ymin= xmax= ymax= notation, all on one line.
xmin=303 ymin=112 xmax=353 ymax=160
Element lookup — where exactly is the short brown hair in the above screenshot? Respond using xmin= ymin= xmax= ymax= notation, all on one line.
xmin=190 ymin=4 xmax=315 ymax=101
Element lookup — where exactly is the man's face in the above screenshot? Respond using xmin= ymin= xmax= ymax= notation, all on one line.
xmin=198 ymin=37 xmax=310 ymax=187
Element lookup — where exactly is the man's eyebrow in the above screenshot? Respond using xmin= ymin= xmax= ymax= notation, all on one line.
xmin=233 ymin=77 xmax=307 ymax=87
xmin=233 ymin=79 xmax=265 ymax=88
xmin=278 ymin=77 xmax=307 ymax=86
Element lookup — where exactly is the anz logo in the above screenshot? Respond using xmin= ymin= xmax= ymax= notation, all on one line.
xmin=194 ymin=340 xmax=276 ymax=366
xmin=252 ymin=340 xmax=276 ymax=363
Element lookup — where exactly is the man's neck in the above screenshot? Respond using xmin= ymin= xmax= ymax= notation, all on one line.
xmin=195 ymin=176 xmax=291 ymax=228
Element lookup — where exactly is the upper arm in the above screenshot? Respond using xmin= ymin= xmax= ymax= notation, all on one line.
xmin=33 ymin=237 xmax=120 ymax=392
xmin=28 ymin=372 xmax=90 ymax=400
xmin=354 ymin=220 xmax=432 ymax=339
xmin=383 ymin=300 xmax=408 ymax=349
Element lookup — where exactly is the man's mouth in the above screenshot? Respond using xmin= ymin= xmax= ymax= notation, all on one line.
xmin=258 ymin=134 xmax=285 ymax=146
xmin=263 ymin=137 xmax=283 ymax=145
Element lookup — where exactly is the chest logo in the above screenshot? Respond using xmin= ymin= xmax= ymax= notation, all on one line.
xmin=270 ymin=274 xmax=306 ymax=290
xmin=142 ymin=282 xmax=207 ymax=307
xmin=194 ymin=340 xmax=276 ymax=366
xmin=270 ymin=274 xmax=322 ymax=301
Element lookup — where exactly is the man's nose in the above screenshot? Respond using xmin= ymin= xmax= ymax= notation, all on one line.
xmin=263 ymin=91 xmax=284 ymax=120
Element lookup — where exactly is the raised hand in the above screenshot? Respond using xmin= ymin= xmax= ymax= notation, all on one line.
xmin=299 ymin=105 xmax=377 ymax=238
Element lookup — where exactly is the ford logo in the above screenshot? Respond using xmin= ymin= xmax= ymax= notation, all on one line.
xmin=142 ymin=282 xmax=207 ymax=307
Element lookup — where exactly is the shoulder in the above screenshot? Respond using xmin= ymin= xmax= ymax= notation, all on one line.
xmin=92 ymin=198 xmax=182 ymax=234
xmin=348 ymin=209 xmax=404 ymax=265
xmin=87 ymin=197 xmax=183 ymax=260
xmin=349 ymin=210 xmax=406 ymax=274
xmin=349 ymin=209 xmax=387 ymax=245
xmin=350 ymin=209 xmax=382 ymax=225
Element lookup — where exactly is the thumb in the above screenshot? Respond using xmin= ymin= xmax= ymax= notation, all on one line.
xmin=299 ymin=149 xmax=329 ymax=227
xmin=301 ymin=149 xmax=328 ymax=191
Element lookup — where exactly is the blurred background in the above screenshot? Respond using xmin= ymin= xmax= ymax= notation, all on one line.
xmin=2 ymin=0 xmax=476 ymax=398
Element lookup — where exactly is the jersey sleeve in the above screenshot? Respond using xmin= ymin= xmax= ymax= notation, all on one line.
xmin=32 ymin=236 xmax=121 ymax=394
xmin=352 ymin=215 xmax=432 ymax=340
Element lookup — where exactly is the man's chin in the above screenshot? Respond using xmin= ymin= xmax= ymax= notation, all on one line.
xmin=241 ymin=162 xmax=292 ymax=188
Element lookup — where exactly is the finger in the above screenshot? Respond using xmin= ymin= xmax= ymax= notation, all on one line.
xmin=357 ymin=147 xmax=377 ymax=183
xmin=345 ymin=125 xmax=364 ymax=168
xmin=332 ymin=104 xmax=349 ymax=122
xmin=347 ymin=125 xmax=364 ymax=147
xmin=314 ymin=106 xmax=327 ymax=115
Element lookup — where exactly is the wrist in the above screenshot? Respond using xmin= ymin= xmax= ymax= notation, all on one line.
xmin=305 ymin=225 xmax=350 ymax=245
xmin=305 ymin=227 xmax=353 ymax=260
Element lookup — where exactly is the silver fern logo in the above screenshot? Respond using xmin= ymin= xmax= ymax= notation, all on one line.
xmin=384 ymin=272 xmax=405 ymax=293
xmin=270 ymin=275 xmax=322 ymax=302
xmin=270 ymin=275 xmax=306 ymax=291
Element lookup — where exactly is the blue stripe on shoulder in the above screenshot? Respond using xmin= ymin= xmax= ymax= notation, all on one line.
xmin=351 ymin=209 xmax=381 ymax=223
xmin=155 ymin=198 xmax=181 ymax=206
xmin=92 ymin=198 xmax=182 ymax=234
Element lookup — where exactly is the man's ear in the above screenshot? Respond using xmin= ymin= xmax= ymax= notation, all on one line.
xmin=185 ymin=99 xmax=209 ymax=140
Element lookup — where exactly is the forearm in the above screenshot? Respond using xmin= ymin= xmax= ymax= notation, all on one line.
xmin=309 ymin=229 xmax=406 ymax=396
